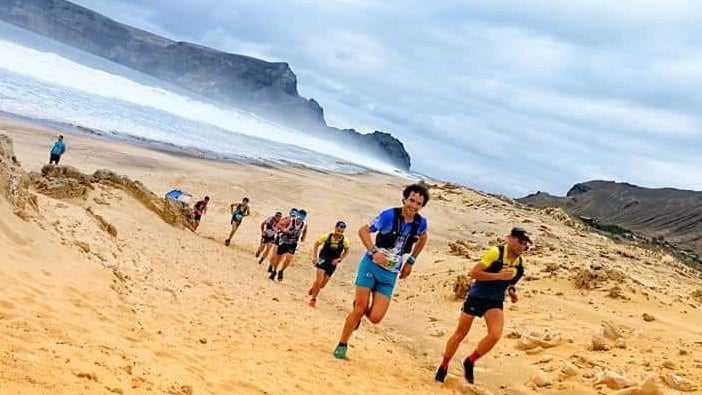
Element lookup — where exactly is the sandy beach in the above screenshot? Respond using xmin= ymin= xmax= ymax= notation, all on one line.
xmin=1 ymin=117 xmax=701 ymax=395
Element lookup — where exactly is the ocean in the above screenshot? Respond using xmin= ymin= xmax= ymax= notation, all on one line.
xmin=0 ymin=20 xmax=405 ymax=176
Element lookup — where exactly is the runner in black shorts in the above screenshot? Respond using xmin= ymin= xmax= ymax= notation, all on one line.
xmin=435 ymin=227 xmax=531 ymax=385
xmin=461 ymin=298 xmax=503 ymax=317
xmin=268 ymin=209 xmax=307 ymax=281
xmin=307 ymin=221 xmax=350 ymax=307
xmin=224 ymin=197 xmax=250 ymax=246
xmin=256 ymin=211 xmax=282 ymax=264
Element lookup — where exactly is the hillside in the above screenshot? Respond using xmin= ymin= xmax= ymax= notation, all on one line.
xmin=1 ymin=122 xmax=701 ymax=394
xmin=518 ymin=181 xmax=702 ymax=265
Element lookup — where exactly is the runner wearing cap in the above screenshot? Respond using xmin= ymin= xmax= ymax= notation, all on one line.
xmin=435 ymin=227 xmax=531 ymax=384
xmin=307 ymin=221 xmax=351 ymax=307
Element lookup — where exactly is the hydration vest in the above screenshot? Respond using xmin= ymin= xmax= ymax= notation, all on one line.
xmin=280 ymin=218 xmax=305 ymax=244
xmin=374 ymin=207 xmax=421 ymax=254
xmin=467 ymin=245 xmax=525 ymax=300
xmin=321 ymin=233 xmax=345 ymax=259
xmin=485 ymin=245 xmax=525 ymax=285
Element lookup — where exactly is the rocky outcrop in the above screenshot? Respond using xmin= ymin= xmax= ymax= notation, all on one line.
xmin=518 ymin=180 xmax=702 ymax=263
xmin=0 ymin=0 xmax=412 ymax=170
xmin=0 ymin=134 xmax=38 ymax=219
xmin=29 ymin=164 xmax=196 ymax=230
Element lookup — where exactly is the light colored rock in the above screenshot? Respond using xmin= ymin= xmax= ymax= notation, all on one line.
xmin=602 ymin=321 xmax=624 ymax=340
xmin=661 ymin=372 xmax=698 ymax=392
xmin=615 ymin=337 xmax=627 ymax=349
xmin=591 ymin=328 xmax=609 ymax=351
xmin=516 ymin=336 xmax=541 ymax=351
xmin=560 ymin=362 xmax=579 ymax=377
xmin=613 ymin=376 xmax=664 ymax=395
xmin=531 ymin=371 xmax=552 ymax=387
xmin=596 ymin=369 xmax=636 ymax=390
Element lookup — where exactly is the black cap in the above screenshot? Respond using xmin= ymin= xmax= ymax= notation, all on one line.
xmin=510 ymin=227 xmax=532 ymax=243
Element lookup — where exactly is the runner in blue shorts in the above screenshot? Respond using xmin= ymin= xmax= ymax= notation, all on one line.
xmin=333 ymin=183 xmax=430 ymax=360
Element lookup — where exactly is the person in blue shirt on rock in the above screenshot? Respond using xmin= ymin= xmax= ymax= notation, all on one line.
xmin=49 ymin=135 xmax=66 ymax=164
xmin=333 ymin=183 xmax=430 ymax=360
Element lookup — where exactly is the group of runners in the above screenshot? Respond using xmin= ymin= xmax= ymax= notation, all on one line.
xmin=191 ymin=183 xmax=532 ymax=385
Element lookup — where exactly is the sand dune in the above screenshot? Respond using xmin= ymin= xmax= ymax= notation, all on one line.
xmin=1 ymin=118 xmax=701 ymax=394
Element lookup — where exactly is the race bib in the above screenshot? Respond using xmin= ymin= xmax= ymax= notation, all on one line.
xmin=378 ymin=249 xmax=400 ymax=271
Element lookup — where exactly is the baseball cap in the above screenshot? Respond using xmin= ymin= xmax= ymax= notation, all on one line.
xmin=510 ymin=227 xmax=532 ymax=243
xmin=335 ymin=221 xmax=347 ymax=229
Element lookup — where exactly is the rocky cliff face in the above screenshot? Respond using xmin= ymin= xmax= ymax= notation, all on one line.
xmin=518 ymin=180 xmax=702 ymax=263
xmin=0 ymin=0 xmax=411 ymax=170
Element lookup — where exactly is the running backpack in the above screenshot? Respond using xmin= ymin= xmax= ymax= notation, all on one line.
xmin=485 ymin=245 xmax=524 ymax=285
xmin=374 ymin=207 xmax=421 ymax=254
xmin=322 ymin=233 xmax=345 ymax=258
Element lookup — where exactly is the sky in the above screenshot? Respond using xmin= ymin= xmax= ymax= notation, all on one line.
xmin=71 ymin=0 xmax=702 ymax=197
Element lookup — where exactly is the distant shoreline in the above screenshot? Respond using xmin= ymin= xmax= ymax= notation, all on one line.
xmin=0 ymin=110 xmax=391 ymax=177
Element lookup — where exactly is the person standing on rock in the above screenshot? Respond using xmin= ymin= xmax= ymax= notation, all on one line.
xmin=333 ymin=183 xmax=430 ymax=360
xmin=224 ymin=197 xmax=250 ymax=246
xmin=49 ymin=135 xmax=66 ymax=165
xmin=434 ymin=227 xmax=531 ymax=384
xmin=307 ymin=221 xmax=350 ymax=307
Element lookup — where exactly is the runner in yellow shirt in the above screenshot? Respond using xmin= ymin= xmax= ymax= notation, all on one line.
xmin=307 ymin=221 xmax=350 ymax=307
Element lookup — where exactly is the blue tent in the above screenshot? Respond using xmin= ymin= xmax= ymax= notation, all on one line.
xmin=165 ymin=189 xmax=192 ymax=205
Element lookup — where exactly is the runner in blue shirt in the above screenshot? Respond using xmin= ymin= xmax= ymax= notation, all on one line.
xmin=333 ymin=183 xmax=430 ymax=360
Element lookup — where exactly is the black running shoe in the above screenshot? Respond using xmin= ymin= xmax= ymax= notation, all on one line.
xmin=435 ymin=366 xmax=448 ymax=383
xmin=277 ymin=270 xmax=284 ymax=281
xmin=255 ymin=251 xmax=260 ymax=258
xmin=268 ymin=271 xmax=276 ymax=280
xmin=267 ymin=265 xmax=273 ymax=273
xmin=463 ymin=359 xmax=474 ymax=384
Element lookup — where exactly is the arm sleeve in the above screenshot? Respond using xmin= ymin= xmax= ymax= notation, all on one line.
xmin=343 ymin=237 xmax=350 ymax=249
xmin=368 ymin=208 xmax=394 ymax=233
xmin=479 ymin=246 xmax=500 ymax=267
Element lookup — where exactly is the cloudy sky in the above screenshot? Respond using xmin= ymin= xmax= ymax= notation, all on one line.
xmin=72 ymin=0 xmax=702 ymax=197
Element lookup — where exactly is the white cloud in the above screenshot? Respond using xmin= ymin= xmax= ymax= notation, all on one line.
xmin=68 ymin=0 xmax=702 ymax=196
